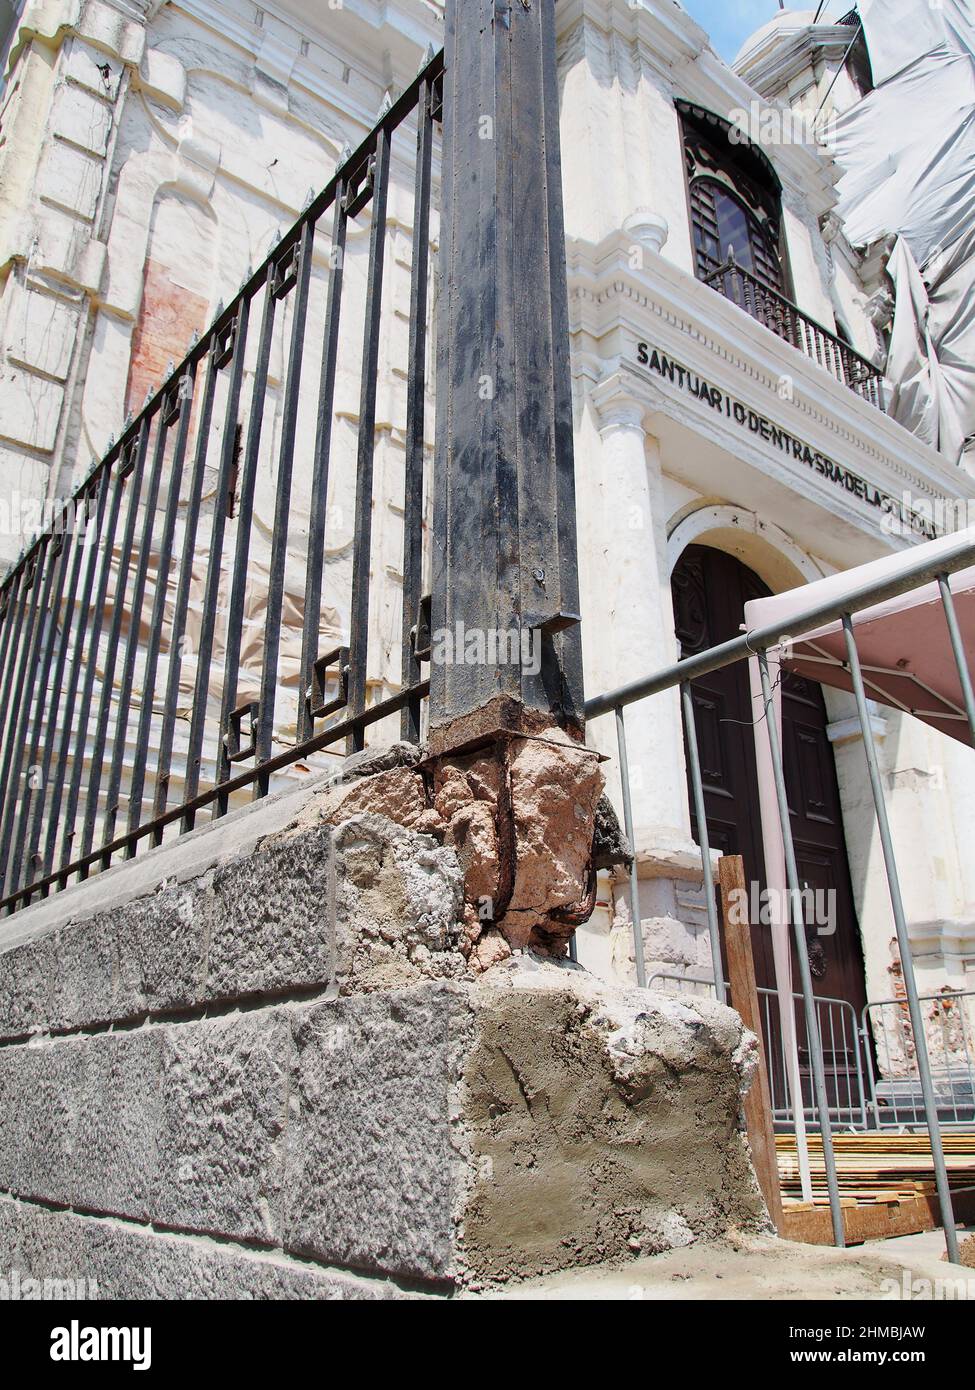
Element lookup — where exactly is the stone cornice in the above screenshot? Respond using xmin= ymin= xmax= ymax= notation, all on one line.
xmin=566 ymin=230 xmax=969 ymax=529
xmin=734 ymin=23 xmax=854 ymax=101
xmin=906 ymin=915 xmax=975 ymax=958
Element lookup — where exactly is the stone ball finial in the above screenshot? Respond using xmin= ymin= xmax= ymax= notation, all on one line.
xmin=622 ymin=209 xmax=669 ymax=255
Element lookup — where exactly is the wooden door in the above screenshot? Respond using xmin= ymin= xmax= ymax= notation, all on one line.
xmin=671 ymin=544 xmax=868 ymax=1117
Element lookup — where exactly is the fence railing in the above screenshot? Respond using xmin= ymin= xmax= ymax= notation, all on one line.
xmin=866 ymin=991 xmax=975 ymax=1129
xmin=0 ymin=50 xmax=443 ymax=912
xmin=589 ymin=529 xmax=975 ymax=1257
xmin=703 ymin=255 xmax=886 ymax=410
xmin=760 ymin=987 xmax=869 ymax=1132
xmin=648 ymin=972 xmax=869 ymax=1130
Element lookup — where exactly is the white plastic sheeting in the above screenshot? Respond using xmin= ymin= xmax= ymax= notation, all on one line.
xmin=830 ymin=0 xmax=975 ymax=463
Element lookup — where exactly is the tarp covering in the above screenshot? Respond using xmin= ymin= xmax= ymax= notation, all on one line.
xmin=830 ymin=0 xmax=975 ymax=462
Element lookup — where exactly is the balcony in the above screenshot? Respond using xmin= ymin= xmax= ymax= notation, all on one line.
xmin=703 ymin=256 xmax=886 ymax=412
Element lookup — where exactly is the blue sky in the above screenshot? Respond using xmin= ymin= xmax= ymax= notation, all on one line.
xmin=677 ymin=2 xmax=845 ymax=63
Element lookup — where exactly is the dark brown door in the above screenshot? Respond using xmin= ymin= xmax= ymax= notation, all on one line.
xmin=671 ymin=544 xmax=868 ymax=1117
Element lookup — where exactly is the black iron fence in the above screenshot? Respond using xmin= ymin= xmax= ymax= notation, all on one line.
xmin=704 ymin=256 xmax=886 ymax=410
xmin=0 ymin=50 xmax=443 ymax=912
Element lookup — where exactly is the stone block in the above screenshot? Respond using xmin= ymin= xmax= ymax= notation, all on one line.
xmin=150 ymin=1012 xmax=290 ymax=1243
xmin=0 ymin=1196 xmax=411 ymax=1300
xmin=37 ymin=140 xmax=102 ymax=220
xmin=51 ymin=84 xmax=112 ymax=156
xmin=284 ymin=985 xmax=471 ymax=1282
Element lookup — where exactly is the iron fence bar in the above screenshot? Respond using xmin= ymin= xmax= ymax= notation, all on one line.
xmin=75 ymin=415 xmax=156 ymax=873
xmin=6 ymin=526 xmax=75 ymax=896
xmin=615 ymin=705 xmax=647 ymax=989
xmin=680 ymin=679 xmax=726 ymax=1004
xmin=297 ymin=187 xmax=348 ymax=748
xmin=123 ymin=363 xmax=199 ymax=850
xmin=346 ymin=123 xmax=392 ymax=755
xmin=758 ymin=649 xmax=846 ymax=1246
xmin=840 ymin=611 xmax=960 ymax=1262
xmin=0 ymin=676 xmax=429 ymax=912
xmin=41 ymin=469 xmax=114 ymax=881
xmin=213 ymin=275 xmax=279 ymax=816
xmin=100 ymin=384 xmax=185 ymax=860
xmin=0 ymin=560 xmax=41 ymax=817
xmin=0 ymin=570 xmax=27 ymax=747
xmin=23 ymin=490 xmax=100 ymax=894
xmin=146 ymin=340 xmax=219 ymax=845
xmin=57 ymin=445 xmax=137 ymax=880
xmin=182 ymin=295 xmax=252 ymax=831
xmin=254 ymin=217 xmax=317 ymax=799
xmin=0 ymin=537 xmax=57 ymax=897
xmin=400 ymin=76 xmax=434 ymax=745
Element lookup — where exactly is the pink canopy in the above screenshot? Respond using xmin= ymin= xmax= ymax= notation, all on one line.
xmin=750 ymin=561 xmax=975 ymax=748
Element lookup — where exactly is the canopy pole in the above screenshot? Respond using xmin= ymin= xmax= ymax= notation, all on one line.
xmin=758 ymin=651 xmax=846 ymax=1246
xmin=937 ymin=573 xmax=975 ymax=745
xmin=750 ymin=653 xmax=813 ymax=1202
xmin=681 ymin=681 xmax=726 ymax=1005
xmin=616 ymin=706 xmax=647 ymax=989
xmin=840 ymin=614 xmax=960 ymax=1265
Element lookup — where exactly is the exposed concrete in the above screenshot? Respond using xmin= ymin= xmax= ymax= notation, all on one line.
xmin=457 ymin=955 xmax=767 ymax=1287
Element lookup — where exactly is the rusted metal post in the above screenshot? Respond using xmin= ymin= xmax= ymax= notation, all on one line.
xmin=429 ymin=0 xmax=583 ymax=754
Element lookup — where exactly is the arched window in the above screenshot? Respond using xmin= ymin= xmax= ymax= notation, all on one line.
xmin=678 ymin=101 xmax=788 ymax=298
xmin=690 ymin=178 xmax=783 ymax=293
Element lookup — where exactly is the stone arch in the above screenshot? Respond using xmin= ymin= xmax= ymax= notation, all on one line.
xmin=666 ymin=502 xmax=826 ymax=595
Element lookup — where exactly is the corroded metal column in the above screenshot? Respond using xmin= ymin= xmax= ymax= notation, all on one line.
xmin=429 ymin=0 xmax=584 ymax=754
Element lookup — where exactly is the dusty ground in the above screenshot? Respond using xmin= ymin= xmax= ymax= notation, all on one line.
xmin=478 ymin=1229 xmax=975 ymax=1300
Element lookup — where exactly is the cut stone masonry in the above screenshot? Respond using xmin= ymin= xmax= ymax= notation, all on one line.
xmin=0 ymin=745 xmax=768 ymax=1297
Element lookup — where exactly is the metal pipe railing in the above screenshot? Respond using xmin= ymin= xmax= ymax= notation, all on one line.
xmin=584 ymin=533 xmax=975 ymax=720
xmin=586 ymin=535 xmax=975 ymax=1259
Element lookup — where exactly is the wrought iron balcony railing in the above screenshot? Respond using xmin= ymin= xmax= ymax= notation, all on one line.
xmin=704 ymin=256 xmax=886 ymax=411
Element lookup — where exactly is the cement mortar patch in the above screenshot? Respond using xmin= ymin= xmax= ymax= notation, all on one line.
xmin=458 ymin=957 xmax=768 ymax=1287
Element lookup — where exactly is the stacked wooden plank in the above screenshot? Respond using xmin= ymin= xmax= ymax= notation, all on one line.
xmin=777 ymin=1132 xmax=975 ymax=1205
xmin=776 ymin=1132 xmax=975 ymax=1245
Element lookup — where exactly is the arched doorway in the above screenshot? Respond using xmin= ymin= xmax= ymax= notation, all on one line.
xmin=671 ymin=543 xmax=869 ymax=1111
